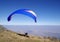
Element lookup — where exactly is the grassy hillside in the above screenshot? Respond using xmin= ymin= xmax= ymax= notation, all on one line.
xmin=0 ymin=25 xmax=60 ymax=42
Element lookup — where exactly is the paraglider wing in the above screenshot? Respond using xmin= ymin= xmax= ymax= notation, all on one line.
xmin=7 ymin=9 xmax=37 ymax=22
xmin=7 ymin=13 xmax=14 ymax=21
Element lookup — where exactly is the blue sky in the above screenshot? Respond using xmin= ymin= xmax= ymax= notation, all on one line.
xmin=0 ymin=0 xmax=60 ymax=25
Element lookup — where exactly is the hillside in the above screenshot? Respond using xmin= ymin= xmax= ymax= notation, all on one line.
xmin=0 ymin=25 xmax=60 ymax=42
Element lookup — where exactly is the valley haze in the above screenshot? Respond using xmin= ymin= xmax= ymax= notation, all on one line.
xmin=3 ymin=25 xmax=60 ymax=39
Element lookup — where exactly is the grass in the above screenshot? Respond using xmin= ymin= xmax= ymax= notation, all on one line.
xmin=0 ymin=25 xmax=60 ymax=42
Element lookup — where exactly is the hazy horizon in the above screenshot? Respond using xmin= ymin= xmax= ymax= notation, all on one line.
xmin=2 ymin=25 xmax=60 ymax=38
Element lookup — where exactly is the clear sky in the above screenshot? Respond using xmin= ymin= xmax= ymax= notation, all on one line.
xmin=0 ymin=0 xmax=60 ymax=25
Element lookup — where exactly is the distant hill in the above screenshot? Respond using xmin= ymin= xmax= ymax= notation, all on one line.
xmin=0 ymin=25 xmax=6 ymax=32
xmin=0 ymin=25 xmax=60 ymax=42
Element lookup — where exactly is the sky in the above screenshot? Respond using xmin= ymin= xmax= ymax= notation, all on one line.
xmin=0 ymin=0 xmax=60 ymax=25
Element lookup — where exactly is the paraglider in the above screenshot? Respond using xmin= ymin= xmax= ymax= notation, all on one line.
xmin=7 ymin=9 xmax=37 ymax=23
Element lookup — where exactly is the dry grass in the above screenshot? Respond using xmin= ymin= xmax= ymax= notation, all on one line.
xmin=0 ymin=25 xmax=60 ymax=42
xmin=0 ymin=30 xmax=60 ymax=42
xmin=0 ymin=30 xmax=41 ymax=42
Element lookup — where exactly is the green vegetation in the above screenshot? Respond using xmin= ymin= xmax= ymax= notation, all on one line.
xmin=0 ymin=25 xmax=60 ymax=42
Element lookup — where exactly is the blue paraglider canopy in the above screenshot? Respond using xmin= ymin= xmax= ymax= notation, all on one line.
xmin=7 ymin=9 xmax=37 ymax=23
